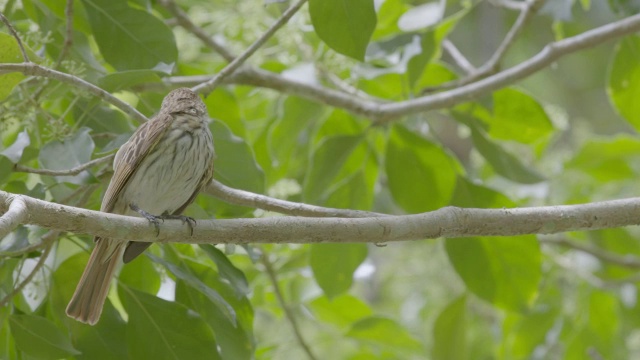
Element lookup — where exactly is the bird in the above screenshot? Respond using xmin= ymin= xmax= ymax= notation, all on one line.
xmin=66 ymin=88 xmax=215 ymax=325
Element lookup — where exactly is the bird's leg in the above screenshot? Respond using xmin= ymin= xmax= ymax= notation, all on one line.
xmin=129 ymin=203 xmax=162 ymax=236
xmin=159 ymin=211 xmax=196 ymax=236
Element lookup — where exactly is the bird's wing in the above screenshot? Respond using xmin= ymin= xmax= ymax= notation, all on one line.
xmin=101 ymin=114 xmax=173 ymax=213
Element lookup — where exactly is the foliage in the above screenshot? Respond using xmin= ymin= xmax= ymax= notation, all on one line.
xmin=1 ymin=0 xmax=640 ymax=359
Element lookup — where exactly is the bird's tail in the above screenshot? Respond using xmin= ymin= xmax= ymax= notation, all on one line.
xmin=66 ymin=239 xmax=125 ymax=325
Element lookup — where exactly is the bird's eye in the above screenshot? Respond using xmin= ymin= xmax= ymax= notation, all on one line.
xmin=187 ymin=107 xmax=198 ymax=115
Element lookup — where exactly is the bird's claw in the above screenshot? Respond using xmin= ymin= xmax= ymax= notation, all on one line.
xmin=160 ymin=212 xmax=197 ymax=236
xmin=130 ymin=203 xmax=163 ymax=236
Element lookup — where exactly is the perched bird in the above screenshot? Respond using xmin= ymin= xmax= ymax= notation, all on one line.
xmin=66 ymin=88 xmax=215 ymax=325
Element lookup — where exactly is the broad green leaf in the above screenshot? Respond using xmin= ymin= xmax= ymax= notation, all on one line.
xmin=588 ymin=291 xmax=619 ymax=347
xmin=445 ymin=236 xmax=541 ymax=312
xmin=309 ymin=0 xmax=377 ymax=61
xmin=199 ymin=245 xmax=250 ymax=297
xmin=68 ymin=302 xmax=127 ymax=360
xmin=0 ymin=130 xmax=30 ymax=163
xmin=9 ymin=314 xmax=80 ymax=359
xmin=432 ymin=296 xmax=467 ymax=360
xmin=119 ymin=254 xmax=161 ymax=295
xmin=303 ymin=135 xmax=363 ymax=204
xmin=175 ymin=259 xmax=254 ymax=360
xmin=309 ymin=294 xmax=373 ymax=329
xmin=119 ymin=285 xmax=221 ymax=360
xmin=268 ymin=97 xmax=325 ymax=178
xmin=347 ymin=316 xmax=423 ymax=352
xmin=205 ymin=88 xmax=244 ymax=138
xmin=566 ymin=135 xmax=640 ymax=181
xmin=324 ymin=170 xmax=374 ymax=210
xmin=386 ymin=124 xmax=457 ymax=213
xmin=609 ymin=36 xmax=640 ymax=130
xmin=415 ymin=62 xmax=457 ymax=90
xmin=81 ymin=0 xmax=177 ymax=71
xmin=0 ymin=33 xmax=38 ymax=99
xmin=38 ymin=127 xmax=96 ymax=185
xmin=470 ymin=127 xmax=545 ymax=184
xmin=147 ymin=254 xmax=236 ymax=325
xmin=502 ymin=307 xmax=558 ymax=359
xmin=98 ymin=70 xmax=163 ymax=92
xmin=310 ymin=243 xmax=368 ymax=298
xmin=451 ymin=176 xmax=514 ymax=208
xmin=212 ymin=120 xmax=264 ymax=194
xmin=490 ymin=88 xmax=554 ymax=144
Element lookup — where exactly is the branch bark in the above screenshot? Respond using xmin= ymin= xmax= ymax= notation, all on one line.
xmin=2 ymin=190 xmax=640 ymax=245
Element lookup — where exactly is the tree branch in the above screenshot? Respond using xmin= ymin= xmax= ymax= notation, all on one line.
xmin=191 ymin=0 xmax=308 ymax=94
xmin=0 ymin=231 xmax=56 ymax=307
xmin=0 ymin=196 xmax=28 ymax=239
xmin=261 ymin=253 xmax=319 ymax=360
xmin=204 ymin=180 xmax=385 ymax=218
xmin=540 ymin=236 xmax=640 ymax=269
xmin=0 ymin=63 xmax=149 ymax=123
xmin=0 ymin=11 xmax=30 ymax=62
xmin=135 ymin=14 xmax=640 ymax=123
xmin=2 ymin=190 xmax=640 ymax=245
xmin=158 ymin=0 xmax=236 ymax=62
xmin=14 ymin=153 xmax=114 ymax=176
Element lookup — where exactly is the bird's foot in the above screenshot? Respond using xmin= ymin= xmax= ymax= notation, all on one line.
xmin=160 ymin=212 xmax=196 ymax=236
xmin=129 ymin=203 xmax=163 ymax=236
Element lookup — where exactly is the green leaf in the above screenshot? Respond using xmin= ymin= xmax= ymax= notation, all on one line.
xmin=347 ymin=316 xmax=423 ymax=352
xmin=566 ymin=135 xmax=640 ymax=181
xmin=119 ymin=285 xmax=221 ymax=360
xmin=309 ymin=294 xmax=373 ymax=329
xmin=38 ymin=127 xmax=96 ymax=185
xmin=445 ymin=236 xmax=541 ymax=312
xmin=0 ymin=130 xmax=30 ymax=163
xmin=119 ymin=254 xmax=161 ymax=295
xmin=609 ymin=36 xmax=640 ymax=130
xmin=470 ymin=127 xmax=545 ymax=184
xmin=490 ymin=88 xmax=554 ymax=144
xmin=199 ymin=245 xmax=250 ymax=297
xmin=98 ymin=70 xmax=163 ymax=92
xmin=386 ymin=124 xmax=457 ymax=212
xmin=211 ymin=120 xmax=264 ymax=194
xmin=432 ymin=296 xmax=467 ymax=360
xmin=9 ymin=314 xmax=80 ymax=359
xmin=309 ymin=0 xmax=377 ymax=61
xmin=310 ymin=243 xmax=367 ymax=298
xmin=68 ymin=302 xmax=128 ymax=360
xmin=503 ymin=307 xmax=558 ymax=359
xmin=147 ymin=253 xmax=236 ymax=325
xmin=303 ymin=135 xmax=363 ymax=204
xmin=81 ymin=0 xmax=177 ymax=71
xmin=0 ymin=33 xmax=38 ymax=99
xmin=451 ymin=176 xmax=515 ymax=208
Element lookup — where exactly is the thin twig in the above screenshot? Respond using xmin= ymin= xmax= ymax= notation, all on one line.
xmin=261 ymin=253 xmax=319 ymax=360
xmin=192 ymin=0 xmax=308 ymax=94
xmin=14 ymin=153 xmax=114 ymax=176
xmin=0 ymin=63 xmax=149 ymax=123
xmin=204 ymin=179 xmax=386 ymax=218
xmin=0 ymin=11 xmax=30 ymax=62
xmin=0 ymin=196 xmax=28 ymax=240
xmin=132 ymin=13 xmax=640 ymax=123
xmin=442 ymin=40 xmax=475 ymax=74
xmin=158 ymin=0 xmax=235 ymax=62
xmin=54 ymin=0 xmax=74 ymax=68
xmin=423 ymin=0 xmax=542 ymax=93
xmin=0 ymin=232 xmax=56 ymax=307
xmin=539 ymin=236 xmax=640 ymax=269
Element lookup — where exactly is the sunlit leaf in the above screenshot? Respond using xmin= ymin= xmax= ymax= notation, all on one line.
xmin=310 ymin=243 xmax=368 ymax=298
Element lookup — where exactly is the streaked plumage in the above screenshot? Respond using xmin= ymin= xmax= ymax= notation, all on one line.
xmin=66 ymin=88 xmax=215 ymax=325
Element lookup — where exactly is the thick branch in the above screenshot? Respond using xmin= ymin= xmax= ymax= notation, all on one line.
xmin=2 ymin=191 xmax=640 ymax=244
xmin=0 ymin=196 xmax=28 ymax=239
xmin=0 ymin=63 xmax=149 ymax=123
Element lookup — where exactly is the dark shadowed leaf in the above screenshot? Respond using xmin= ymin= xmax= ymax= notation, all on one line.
xmin=310 ymin=243 xmax=367 ymax=298
xmin=10 ymin=314 xmax=80 ymax=359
